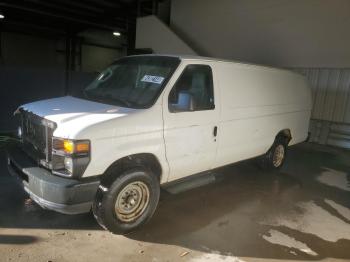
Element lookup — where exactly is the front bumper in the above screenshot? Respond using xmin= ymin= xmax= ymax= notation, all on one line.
xmin=7 ymin=145 xmax=100 ymax=214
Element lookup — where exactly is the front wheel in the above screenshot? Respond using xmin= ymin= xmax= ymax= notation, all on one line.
xmin=92 ymin=167 xmax=160 ymax=234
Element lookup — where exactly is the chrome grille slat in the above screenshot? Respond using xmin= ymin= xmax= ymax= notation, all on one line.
xmin=20 ymin=110 xmax=56 ymax=164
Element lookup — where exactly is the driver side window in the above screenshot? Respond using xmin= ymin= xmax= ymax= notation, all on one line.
xmin=169 ymin=65 xmax=214 ymax=112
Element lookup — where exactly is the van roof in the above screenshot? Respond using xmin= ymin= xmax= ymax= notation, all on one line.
xmin=128 ymin=53 xmax=252 ymax=63
xmin=126 ymin=54 xmax=297 ymax=74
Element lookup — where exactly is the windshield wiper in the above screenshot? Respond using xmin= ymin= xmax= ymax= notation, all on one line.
xmin=87 ymin=92 xmax=133 ymax=108
xmin=110 ymin=96 xmax=133 ymax=108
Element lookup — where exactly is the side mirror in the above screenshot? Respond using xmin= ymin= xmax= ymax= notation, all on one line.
xmin=170 ymin=91 xmax=195 ymax=112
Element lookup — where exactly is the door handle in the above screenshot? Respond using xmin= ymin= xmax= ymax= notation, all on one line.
xmin=213 ymin=126 xmax=218 ymax=137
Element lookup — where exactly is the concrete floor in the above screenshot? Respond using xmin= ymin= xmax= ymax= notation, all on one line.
xmin=0 ymin=143 xmax=350 ymax=262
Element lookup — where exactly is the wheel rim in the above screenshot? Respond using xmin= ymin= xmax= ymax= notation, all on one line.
xmin=272 ymin=144 xmax=285 ymax=167
xmin=115 ymin=181 xmax=150 ymax=223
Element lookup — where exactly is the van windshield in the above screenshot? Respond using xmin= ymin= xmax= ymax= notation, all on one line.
xmin=83 ymin=56 xmax=180 ymax=109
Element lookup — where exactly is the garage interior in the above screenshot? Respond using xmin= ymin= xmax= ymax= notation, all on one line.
xmin=0 ymin=0 xmax=350 ymax=261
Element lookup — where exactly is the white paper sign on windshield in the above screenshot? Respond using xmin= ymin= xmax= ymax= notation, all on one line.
xmin=141 ymin=75 xmax=165 ymax=84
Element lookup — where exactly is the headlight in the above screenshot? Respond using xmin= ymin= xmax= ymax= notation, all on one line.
xmin=64 ymin=157 xmax=73 ymax=173
xmin=52 ymin=138 xmax=90 ymax=178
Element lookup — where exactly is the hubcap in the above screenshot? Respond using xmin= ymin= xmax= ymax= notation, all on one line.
xmin=272 ymin=144 xmax=285 ymax=167
xmin=115 ymin=181 xmax=150 ymax=223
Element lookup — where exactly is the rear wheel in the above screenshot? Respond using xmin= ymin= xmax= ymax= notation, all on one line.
xmin=260 ymin=138 xmax=287 ymax=170
xmin=92 ymin=167 xmax=160 ymax=234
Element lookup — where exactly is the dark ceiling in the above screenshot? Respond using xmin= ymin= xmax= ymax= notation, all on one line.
xmin=0 ymin=0 xmax=157 ymax=37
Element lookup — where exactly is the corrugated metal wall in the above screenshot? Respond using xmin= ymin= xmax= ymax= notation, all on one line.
xmin=296 ymin=68 xmax=350 ymax=122
xmin=295 ymin=68 xmax=350 ymax=148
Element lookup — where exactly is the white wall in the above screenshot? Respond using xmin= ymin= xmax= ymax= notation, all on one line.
xmin=171 ymin=0 xmax=350 ymax=68
xmin=136 ymin=15 xmax=197 ymax=55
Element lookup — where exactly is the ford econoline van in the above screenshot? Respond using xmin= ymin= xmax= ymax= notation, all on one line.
xmin=7 ymin=55 xmax=312 ymax=234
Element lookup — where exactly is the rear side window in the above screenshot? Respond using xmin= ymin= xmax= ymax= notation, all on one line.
xmin=169 ymin=65 xmax=214 ymax=112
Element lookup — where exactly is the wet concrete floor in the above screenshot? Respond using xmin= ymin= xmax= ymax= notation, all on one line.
xmin=0 ymin=142 xmax=350 ymax=262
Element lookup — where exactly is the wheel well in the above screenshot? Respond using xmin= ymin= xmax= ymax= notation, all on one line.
xmin=276 ymin=129 xmax=292 ymax=144
xmin=100 ymin=153 xmax=162 ymax=186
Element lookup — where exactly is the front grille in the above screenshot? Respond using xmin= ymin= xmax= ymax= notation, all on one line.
xmin=20 ymin=110 xmax=56 ymax=163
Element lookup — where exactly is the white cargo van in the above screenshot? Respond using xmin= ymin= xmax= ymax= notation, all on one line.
xmin=8 ymin=55 xmax=312 ymax=234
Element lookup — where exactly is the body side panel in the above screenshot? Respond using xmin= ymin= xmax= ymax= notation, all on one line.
xmin=214 ymin=62 xmax=311 ymax=168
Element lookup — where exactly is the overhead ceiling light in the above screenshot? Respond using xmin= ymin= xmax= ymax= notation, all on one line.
xmin=113 ymin=32 xmax=121 ymax=37
xmin=0 ymin=14 xmax=5 ymax=19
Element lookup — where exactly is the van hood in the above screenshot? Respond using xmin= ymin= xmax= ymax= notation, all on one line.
xmin=20 ymin=96 xmax=136 ymax=125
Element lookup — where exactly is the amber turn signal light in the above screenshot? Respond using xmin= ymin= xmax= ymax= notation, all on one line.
xmin=62 ymin=139 xmax=90 ymax=154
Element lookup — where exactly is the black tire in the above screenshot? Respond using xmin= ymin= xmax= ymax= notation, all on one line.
xmin=260 ymin=138 xmax=287 ymax=170
xmin=92 ymin=167 xmax=160 ymax=234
